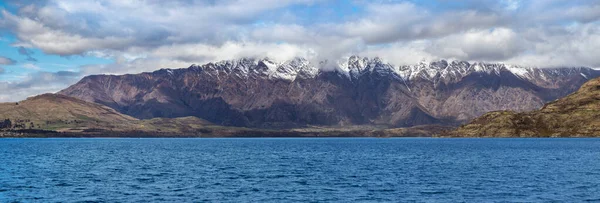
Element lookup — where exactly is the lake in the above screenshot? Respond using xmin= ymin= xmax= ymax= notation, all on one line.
xmin=1 ymin=138 xmax=599 ymax=202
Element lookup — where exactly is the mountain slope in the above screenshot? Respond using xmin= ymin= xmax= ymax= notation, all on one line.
xmin=59 ymin=56 xmax=600 ymax=128
xmin=443 ymin=77 xmax=600 ymax=137
xmin=0 ymin=94 xmax=137 ymax=130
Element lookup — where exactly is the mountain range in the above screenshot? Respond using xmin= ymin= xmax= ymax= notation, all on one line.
xmin=59 ymin=56 xmax=600 ymax=128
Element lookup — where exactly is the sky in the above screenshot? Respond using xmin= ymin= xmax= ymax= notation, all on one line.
xmin=0 ymin=0 xmax=599 ymax=102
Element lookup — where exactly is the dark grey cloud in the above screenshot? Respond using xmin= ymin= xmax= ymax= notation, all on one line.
xmin=0 ymin=56 xmax=14 ymax=76
xmin=0 ymin=70 xmax=82 ymax=101
xmin=17 ymin=46 xmax=37 ymax=62
xmin=13 ymin=70 xmax=80 ymax=89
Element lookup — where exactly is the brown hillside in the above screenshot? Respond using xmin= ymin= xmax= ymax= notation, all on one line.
xmin=443 ymin=77 xmax=600 ymax=137
xmin=0 ymin=94 xmax=137 ymax=130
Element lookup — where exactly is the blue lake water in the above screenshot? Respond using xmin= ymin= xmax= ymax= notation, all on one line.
xmin=1 ymin=138 xmax=600 ymax=202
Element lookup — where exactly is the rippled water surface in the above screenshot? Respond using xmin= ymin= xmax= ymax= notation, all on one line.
xmin=1 ymin=138 xmax=600 ymax=202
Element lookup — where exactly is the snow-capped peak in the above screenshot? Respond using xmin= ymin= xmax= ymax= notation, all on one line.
xmin=189 ymin=57 xmax=319 ymax=81
xmin=183 ymin=56 xmax=594 ymax=83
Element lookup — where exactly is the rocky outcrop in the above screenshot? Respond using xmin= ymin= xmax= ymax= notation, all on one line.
xmin=59 ymin=56 xmax=600 ymax=128
xmin=443 ymin=77 xmax=600 ymax=137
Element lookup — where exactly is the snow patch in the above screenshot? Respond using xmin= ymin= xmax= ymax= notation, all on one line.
xmin=184 ymin=57 xmax=595 ymax=85
xmin=506 ymin=65 xmax=530 ymax=79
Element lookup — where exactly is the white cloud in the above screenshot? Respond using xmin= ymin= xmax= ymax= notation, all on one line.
xmin=507 ymin=24 xmax=600 ymax=68
xmin=359 ymin=41 xmax=436 ymax=66
xmin=151 ymin=42 xmax=312 ymax=64
xmin=22 ymin=63 xmax=41 ymax=70
xmin=503 ymin=0 xmax=521 ymax=11
xmin=0 ymin=0 xmax=328 ymax=56
xmin=2 ymin=0 xmax=598 ymax=68
xmin=336 ymin=3 xmax=505 ymax=44
xmin=427 ymin=28 xmax=526 ymax=61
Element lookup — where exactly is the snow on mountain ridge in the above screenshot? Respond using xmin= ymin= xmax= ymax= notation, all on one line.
xmin=179 ymin=56 xmax=593 ymax=83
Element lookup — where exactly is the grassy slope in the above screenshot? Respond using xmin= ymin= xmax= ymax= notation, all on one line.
xmin=0 ymin=94 xmax=137 ymax=131
xmin=443 ymin=77 xmax=600 ymax=137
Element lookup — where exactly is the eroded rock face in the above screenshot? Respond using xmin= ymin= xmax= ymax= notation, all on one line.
xmin=444 ymin=77 xmax=600 ymax=137
xmin=59 ymin=56 xmax=600 ymax=128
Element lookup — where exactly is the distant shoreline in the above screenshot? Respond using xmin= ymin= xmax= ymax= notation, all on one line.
xmin=9 ymin=126 xmax=598 ymax=138
xmin=0 ymin=129 xmax=427 ymax=138
xmin=0 ymin=135 xmax=426 ymax=138
xmin=2 ymin=131 xmax=599 ymax=138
